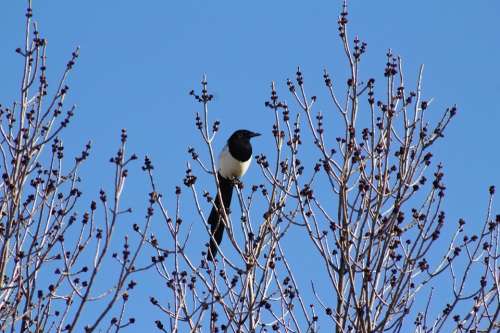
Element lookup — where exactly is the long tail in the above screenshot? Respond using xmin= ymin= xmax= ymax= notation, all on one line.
xmin=207 ymin=173 xmax=234 ymax=261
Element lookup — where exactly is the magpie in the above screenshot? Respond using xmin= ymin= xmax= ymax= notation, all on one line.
xmin=207 ymin=129 xmax=260 ymax=261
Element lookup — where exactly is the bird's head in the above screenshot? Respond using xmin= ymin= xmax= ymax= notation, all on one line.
xmin=226 ymin=130 xmax=260 ymax=161
xmin=228 ymin=129 xmax=261 ymax=143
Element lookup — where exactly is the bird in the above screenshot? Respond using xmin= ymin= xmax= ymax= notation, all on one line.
xmin=206 ymin=129 xmax=260 ymax=261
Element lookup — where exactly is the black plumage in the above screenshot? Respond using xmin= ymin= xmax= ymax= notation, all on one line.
xmin=206 ymin=130 xmax=259 ymax=261
xmin=206 ymin=173 xmax=234 ymax=261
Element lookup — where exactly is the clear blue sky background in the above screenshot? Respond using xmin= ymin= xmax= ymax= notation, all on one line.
xmin=1 ymin=0 xmax=499 ymax=330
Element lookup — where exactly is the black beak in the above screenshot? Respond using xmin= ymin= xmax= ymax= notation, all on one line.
xmin=249 ymin=132 xmax=261 ymax=138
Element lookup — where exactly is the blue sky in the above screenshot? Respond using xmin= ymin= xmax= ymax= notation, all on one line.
xmin=1 ymin=0 xmax=499 ymax=330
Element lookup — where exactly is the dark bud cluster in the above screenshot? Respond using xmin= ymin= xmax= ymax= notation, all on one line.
xmin=286 ymin=78 xmax=295 ymax=93
xmin=75 ymin=142 xmax=91 ymax=163
xmin=256 ymin=154 xmax=269 ymax=168
xmin=272 ymin=124 xmax=285 ymax=141
xmin=296 ymin=67 xmax=304 ymax=85
xmin=323 ymin=70 xmax=333 ymax=87
xmin=418 ymin=258 xmax=429 ymax=272
xmin=194 ymin=113 xmax=203 ymax=130
xmin=423 ymin=152 xmax=433 ymax=166
xmin=142 ymin=156 xmax=154 ymax=171
xmin=202 ymin=191 xmax=212 ymax=203
xmin=396 ymin=86 xmax=404 ymax=100
xmin=66 ymin=48 xmax=79 ymax=70
xmin=316 ymin=112 xmax=324 ymax=135
xmin=290 ymin=124 xmax=301 ymax=147
xmin=99 ymin=189 xmax=107 ymax=203
xmin=432 ymin=165 xmax=446 ymax=197
xmin=384 ymin=51 xmax=398 ymax=77
xmin=265 ymin=83 xmax=287 ymax=111
xmin=120 ymin=128 xmax=128 ymax=143
xmin=183 ymin=168 xmax=197 ymax=187
xmin=367 ymin=78 xmax=375 ymax=104
xmin=449 ymin=105 xmax=457 ymax=117
xmin=361 ymin=128 xmax=371 ymax=141
xmin=189 ymin=78 xmax=214 ymax=103
xmin=358 ymin=178 xmax=369 ymax=194
xmin=149 ymin=191 xmax=159 ymax=204
xmin=353 ymin=36 xmax=367 ymax=61
xmin=282 ymin=106 xmax=290 ymax=122
xmin=299 ymin=184 xmax=313 ymax=200
xmin=155 ymin=320 xmax=164 ymax=330
xmin=212 ymin=120 xmax=220 ymax=133
xmin=338 ymin=8 xmax=348 ymax=37
xmin=146 ymin=207 xmax=154 ymax=218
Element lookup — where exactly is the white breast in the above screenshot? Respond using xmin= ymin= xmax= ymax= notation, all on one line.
xmin=218 ymin=145 xmax=252 ymax=179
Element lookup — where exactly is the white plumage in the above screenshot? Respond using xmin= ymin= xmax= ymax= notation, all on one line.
xmin=218 ymin=145 xmax=251 ymax=179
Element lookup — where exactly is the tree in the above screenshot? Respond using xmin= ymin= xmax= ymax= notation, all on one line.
xmin=0 ymin=2 xmax=152 ymax=331
xmin=147 ymin=3 xmax=499 ymax=333
xmin=1 ymin=1 xmax=498 ymax=332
